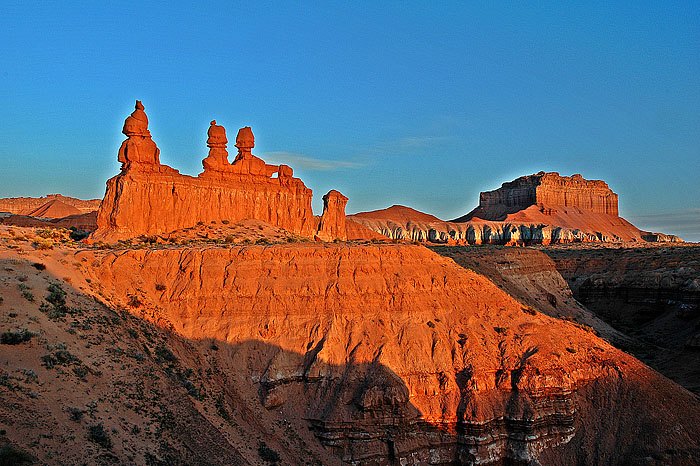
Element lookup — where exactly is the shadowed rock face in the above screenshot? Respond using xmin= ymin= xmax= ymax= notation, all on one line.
xmin=76 ymin=243 xmax=700 ymax=465
xmin=544 ymin=244 xmax=700 ymax=396
xmin=94 ymin=101 xmax=347 ymax=242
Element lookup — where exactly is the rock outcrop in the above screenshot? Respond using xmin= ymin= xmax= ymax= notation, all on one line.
xmin=0 ymin=194 xmax=100 ymax=215
xmin=75 ymin=243 xmax=700 ymax=465
xmin=94 ymin=101 xmax=347 ymax=242
xmin=457 ymin=172 xmax=619 ymax=221
xmin=25 ymin=199 xmax=82 ymax=218
xmin=350 ymin=171 xmax=683 ymax=245
xmin=545 ymin=244 xmax=700 ymax=395
xmin=316 ymin=190 xmax=348 ymax=241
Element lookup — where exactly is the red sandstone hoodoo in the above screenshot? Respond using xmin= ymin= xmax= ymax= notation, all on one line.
xmin=94 ymin=101 xmax=348 ymax=242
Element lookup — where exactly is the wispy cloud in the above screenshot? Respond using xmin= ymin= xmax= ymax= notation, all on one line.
xmin=261 ymin=152 xmax=366 ymax=171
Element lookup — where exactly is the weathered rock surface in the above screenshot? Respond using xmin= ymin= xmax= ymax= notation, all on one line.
xmin=76 ymin=243 xmax=700 ymax=465
xmin=350 ymin=205 xmax=644 ymax=244
xmin=316 ymin=190 xmax=349 ymax=241
xmin=25 ymin=199 xmax=82 ymax=218
xmin=430 ymin=245 xmax=625 ymax=343
xmin=545 ymin=244 xmax=700 ymax=395
xmin=0 ymin=194 xmax=100 ymax=215
xmin=350 ymin=173 xmax=683 ymax=244
xmin=457 ymin=172 xmax=619 ymax=221
xmin=94 ymin=101 xmax=347 ymax=242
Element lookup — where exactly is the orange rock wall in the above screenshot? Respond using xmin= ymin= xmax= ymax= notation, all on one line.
xmin=478 ymin=172 xmax=619 ymax=216
xmin=94 ymin=101 xmax=348 ymax=242
xmin=95 ymin=170 xmax=316 ymax=241
xmin=316 ymin=190 xmax=348 ymax=241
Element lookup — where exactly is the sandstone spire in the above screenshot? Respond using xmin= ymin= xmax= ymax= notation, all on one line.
xmin=201 ymin=120 xmax=231 ymax=173
xmin=231 ymin=126 xmax=268 ymax=176
xmin=117 ymin=100 xmax=164 ymax=171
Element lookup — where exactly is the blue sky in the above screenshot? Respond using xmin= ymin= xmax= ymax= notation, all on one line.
xmin=1 ymin=2 xmax=698 ymax=240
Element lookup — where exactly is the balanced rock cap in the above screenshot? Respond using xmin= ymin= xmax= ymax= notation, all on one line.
xmin=123 ymin=100 xmax=149 ymax=136
xmin=235 ymin=126 xmax=255 ymax=150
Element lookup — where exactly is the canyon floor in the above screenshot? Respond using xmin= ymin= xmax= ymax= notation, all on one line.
xmin=1 ymin=224 xmax=699 ymax=465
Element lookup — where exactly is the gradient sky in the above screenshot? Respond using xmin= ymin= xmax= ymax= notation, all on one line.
xmin=1 ymin=2 xmax=698 ymax=240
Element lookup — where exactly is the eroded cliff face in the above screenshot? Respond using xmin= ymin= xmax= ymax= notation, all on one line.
xmin=430 ymin=245 xmax=625 ymax=343
xmin=94 ymin=101 xmax=347 ymax=242
xmin=96 ymin=169 xmax=317 ymax=241
xmin=545 ymin=244 xmax=700 ymax=395
xmin=459 ymin=172 xmax=619 ymax=221
xmin=350 ymin=205 xmax=665 ymax=245
xmin=76 ymin=243 xmax=700 ymax=465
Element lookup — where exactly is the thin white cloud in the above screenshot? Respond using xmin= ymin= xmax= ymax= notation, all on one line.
xmin=261 ymin=152 xmax=366 ymax=171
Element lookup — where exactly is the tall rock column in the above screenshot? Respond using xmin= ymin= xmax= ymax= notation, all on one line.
xmin=317 ymin=190 xmax=348 ymax=241
xmin=201 ymin=120 xmax=231 ymax=174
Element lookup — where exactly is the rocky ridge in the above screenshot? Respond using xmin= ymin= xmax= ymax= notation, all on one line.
xmin=94 ymin=102 xmax=348 ymax=242
xmin=350 ymin=172 xmax=683 ymax=246
xmin=0 ymin=195 xmax=100 ymax=216
xmin=80 ymin=243 xmax=700 ymax=465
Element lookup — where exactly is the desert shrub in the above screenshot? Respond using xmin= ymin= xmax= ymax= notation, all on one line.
xmin=41 ymin=350 xmax=76 ymax=369
xmin=155 ymin=345 xmax=177 ymax=363
xmin=258 ymin=442 xmax=280 ymax=464
xmin=0 ymin=297 xmax=4 ymax=305
xmin=224 ymin=235 xmax=236 ymax=244
xmin=67 ymin=407 xmax=85 ymax=422
xmin=21 ymin=291 xmax=35 ymax=302
xmin=36 ymin=229 xmax=65 ymax=240
xmin=155 ymin=284 xmax=166 ymax=291
xmin=426 ymin=321 xmax=436 ymax=328
xmin=522 ymin=306 xmax=537 ymax=316
xmin=221 ymin=220 xmax=230 ymax=224
xmin=127 ymin=295 xmax=142 ymax=307
xmin=0 ymin=329 xmax=33 ymax=345
xmin=0 ymin=445 xmax=34 ymax=465
xmin=46 ymin=283 xmax=67 ymax=307
xmin=34 ymin=239 xmax=54 ymax=250
xmin=31 ymin=263 xmax=46 ymax=271
xmin=73 ymin=365 xmax=89 ymax=378
xmin=87 ymin=423 xmax=112 ymax=449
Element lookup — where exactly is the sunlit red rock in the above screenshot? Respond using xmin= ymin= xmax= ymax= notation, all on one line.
xmin=94 ymin=101 xmax=348 ymax=242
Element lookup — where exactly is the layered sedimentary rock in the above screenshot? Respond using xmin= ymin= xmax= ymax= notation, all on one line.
xmin=458 ymin=172 xmax=619 ymax=221
xmin=0 ymin=194 xmax=100 ymax=215
xmin=545 ymin=244 xmax=700 ymax=395
xmin=350 ymin=171 xmax=683 ymax=244
xmin=94 ymin=101 xmax=347 ymax=242
xmin=350 ymin=205 xmax=653 ymax=244
xmin=77 ymin=243 xmax=700 ymax=465
xmin=316 ymin=190 xmax=348 ymax=241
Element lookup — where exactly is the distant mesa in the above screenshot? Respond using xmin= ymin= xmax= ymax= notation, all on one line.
xmin=25 ymin=199 xmax=82 ymax=218
xmin=0 ymin=194 xmax=100 ymax=230
xmin=0 ymin=194 xmax=100 ymax=216
xmin=350 ymin=172 xmax=682 ymax=245
xmin=454 ymin=171 xmax=619 ymax=221
xmin=93 ymin=100 xmax=350 ymax=242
